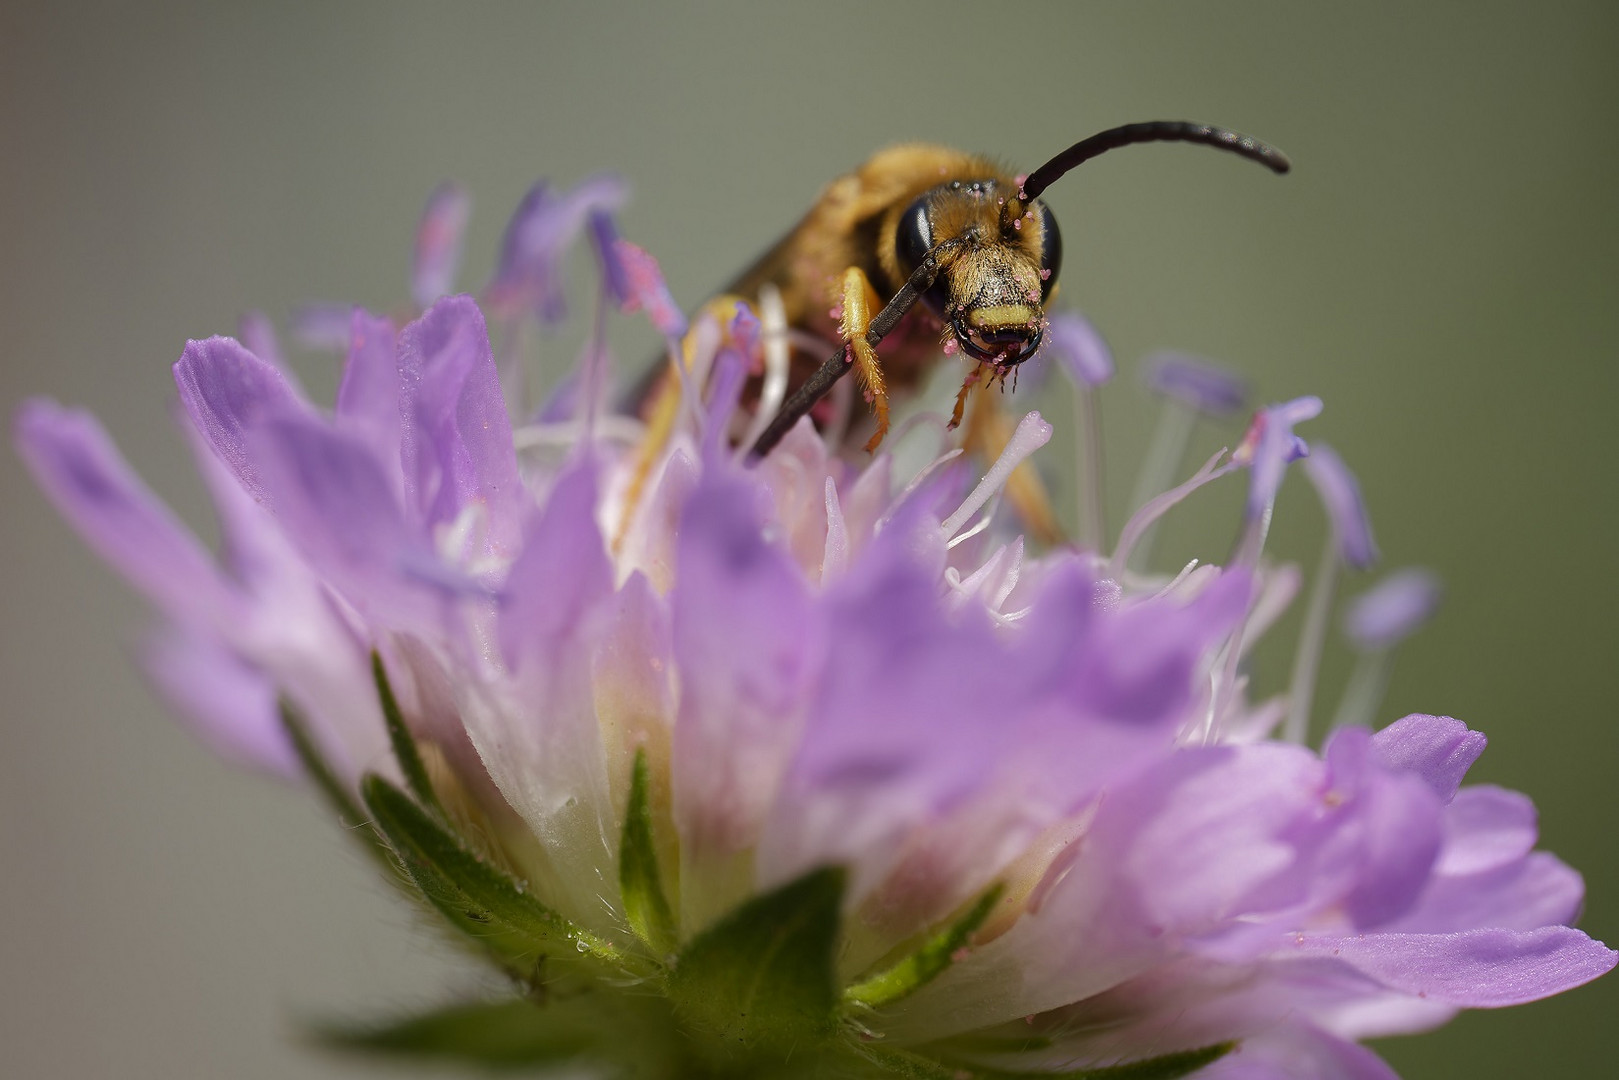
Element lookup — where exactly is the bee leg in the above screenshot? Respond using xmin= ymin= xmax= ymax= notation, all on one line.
xmin=964 ymin=380 xmax=1066 ymax=547
xmin=837 ymin=266 xmax=891 ymax=452
xmin=949 ymin=363 xmax=994 ymax=430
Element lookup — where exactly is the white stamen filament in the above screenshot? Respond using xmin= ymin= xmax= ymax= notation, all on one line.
xmin=1072 ymin=383 xmax=1107 ymax=552
xmin=945 ymin=499 xmax=999 ymax=550
xmin=821 ymin=476 xmax=848 ymax=582
xmin=1108 ymin=449 xmax=1230 ymax=580
xmin=1152 ymin=559 xmax=1203 ymax=599
xmin=580 ymin=268 xmax=613 ymax=444
xmin=672 ymin=317 xmax=721 ymax=435
xmin=877 ymin=448 xmax=963 ymax=532
xmin=513 ymin=415 xmax=648 ymax=450
xmin=1284 ymin=531 xmax=1342 ymax=744
xmin=1330 ymin=648 xmax=1395 ymax=732
xmin=737 ymin=283 xmax=791 ymax=456
xmin=1126 ymin=399 xmax=1197 ymax=571
xmin=940 ymin=411 xmax=1052 ymax=539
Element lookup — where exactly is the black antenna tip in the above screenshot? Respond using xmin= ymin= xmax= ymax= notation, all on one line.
xmin=1022 ymin=121 xmax=1291 ymax=201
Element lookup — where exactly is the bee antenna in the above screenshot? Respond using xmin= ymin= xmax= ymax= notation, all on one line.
xmin=1019 ymin=121 xmax=1290 ymax=203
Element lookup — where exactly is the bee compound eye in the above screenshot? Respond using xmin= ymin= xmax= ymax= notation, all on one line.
xmin=894 ymin=195 xmax=954 ymax=318
xmin=895 ymin=195 xmax=934 ymax=282
xmin=1037 ymin=201 xmax=1062 ymax=300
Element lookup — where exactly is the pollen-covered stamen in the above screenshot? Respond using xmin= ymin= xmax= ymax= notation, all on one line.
xmin=1331 ymin=569 xmax=1443 ymax=731
xmin=939 ymin=411 xmax=1053 ymax=540
xmin=1231 ymin=396 xmax=1322 ymax=567
xmin=411 ymin=182 xmax=472 ymax=309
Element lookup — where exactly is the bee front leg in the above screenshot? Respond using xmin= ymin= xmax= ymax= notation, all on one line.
xmin=837 ymin=266 xmax=891 ymax=452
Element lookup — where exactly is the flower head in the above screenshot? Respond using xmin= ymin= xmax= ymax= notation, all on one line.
xmin=14 ymin=181 xmax=1612 ymax=1079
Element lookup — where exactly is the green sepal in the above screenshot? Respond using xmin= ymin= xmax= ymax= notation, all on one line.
xmin=618 ymin=747 xmax=678 ymax=954
xmin=359 ymin=773 xmax=628 ymax=971
xmin=845 ymin=882 xmax=1005 ymax=1009
xmin=866 ymin=1042 xmax=1235 ymax=1080
xmin=667 ymin=865 xmax=845 ymax=1059
xmin=371 ymin=649 xmax=443 ymax=815
xmin=315 ymin=993 xmax=689 ymax=1076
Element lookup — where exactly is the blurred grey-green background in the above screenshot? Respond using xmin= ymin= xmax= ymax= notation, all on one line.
xmin=2 ymin=2 xmax=1615 ymax=1077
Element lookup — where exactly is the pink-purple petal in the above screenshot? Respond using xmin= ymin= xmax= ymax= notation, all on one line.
xmin=1388 ymin=852 xmax=1587 ymax=933
xmin=14 ymin=400 xmax=236 ymax=627
xmin=1319 ymin=727 xmax=1445 ymax=929
xmin=142 ymin=622 xmax=296 ymax=779
xmin=333 ymin=309 xmax=402 ymax=477
xmin=1435 ymin=785 xmax=1538 ymax=876
xmin=1370 ymin=713 xmax=1485 ymax=802
xmin=245 ymin=412 xmax=444 ymax=627
xmin=173 ymin=335 xmax=308 ymax=500
xmin=1288 ymin=926 xmax=1616 ymax=1007
xmin=499 ymin=461 xmax=613 ymax=672
xmin=1201 ymin=1023 xmax=1401 ymax=1080
xmin=395 ymin=296 xmax=523 ymax=557
xmin=671 ymin=472 xmax=825 ymax=858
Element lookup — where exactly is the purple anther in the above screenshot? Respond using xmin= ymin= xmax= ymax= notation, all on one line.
xmin=1142 ymin=351 xmax=1249 ymax=416
xmin=1045 ymin=312 xmax=1114 ymax=387
xmin=1345 ymin=568 xmax=1443 ymax=650
xmin=1303 ymin=443 xmax=1379 ymax=570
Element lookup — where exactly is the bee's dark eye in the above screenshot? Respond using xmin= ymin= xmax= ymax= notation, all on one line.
xmin=1036 ymin=200 xmax=1062 ymax=301
xmin=894 ymin=195 xmax=951 ymax=316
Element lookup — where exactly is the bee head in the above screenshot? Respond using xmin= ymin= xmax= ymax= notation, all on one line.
xmin=893 ymin=180 xmax=1061 ymax=367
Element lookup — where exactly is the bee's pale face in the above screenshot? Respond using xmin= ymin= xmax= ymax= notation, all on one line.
xmin=894 ymin=180 xmax=1061 ymax=366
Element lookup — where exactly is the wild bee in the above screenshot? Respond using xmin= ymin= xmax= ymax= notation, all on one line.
xmin=724 ymin=121 xmax=1290 ymax=459
xmin=617 ymin=122 xmax=1287 ymax=551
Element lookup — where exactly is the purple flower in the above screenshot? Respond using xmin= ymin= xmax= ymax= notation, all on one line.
xmin=13 ymin=183 xmax=1611 ymax=1079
